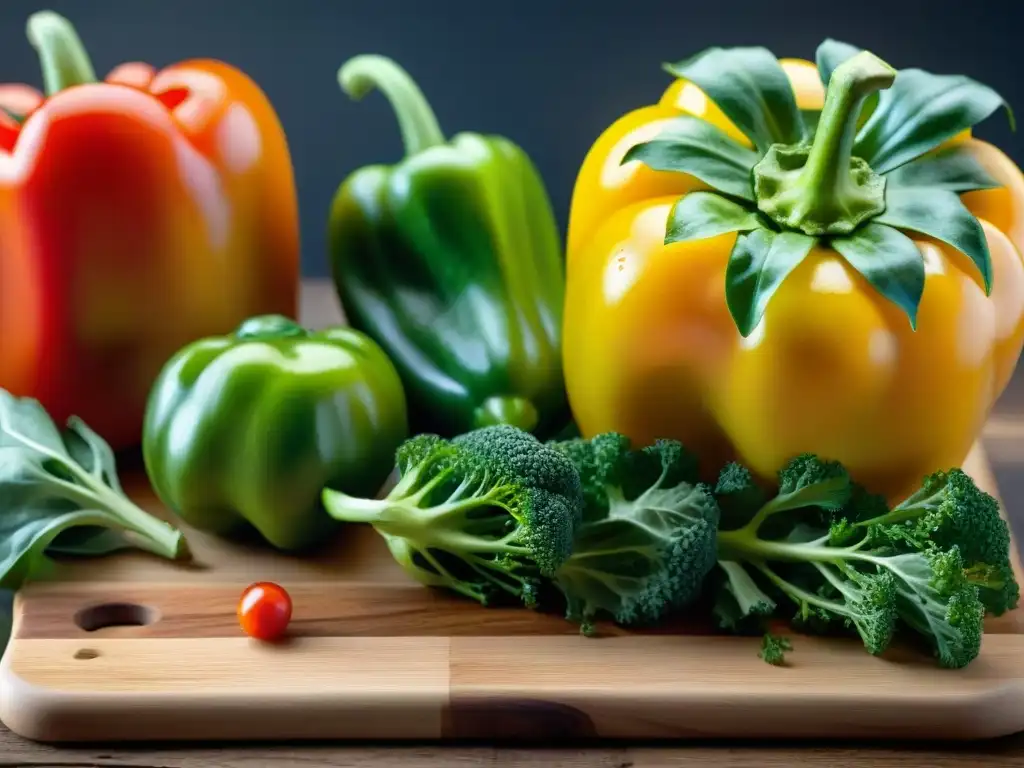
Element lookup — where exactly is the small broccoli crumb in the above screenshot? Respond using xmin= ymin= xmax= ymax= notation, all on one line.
xmin=759 ymin=633 xmax=793 ymax=666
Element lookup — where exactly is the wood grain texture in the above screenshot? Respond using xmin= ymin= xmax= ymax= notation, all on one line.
xmin=1 ymin=442 xmax=1022 ymax=744
xmin=4 ymin=732 xmax=1024 ymax=768
xmin=4 ymin=731 xmax=1024 ymax=768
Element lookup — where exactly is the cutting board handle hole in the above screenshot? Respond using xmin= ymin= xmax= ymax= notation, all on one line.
xmin=74 ymin=603 xmax=159 ymax=632
xmin=73 ymin=648 xmax=100 ymax=660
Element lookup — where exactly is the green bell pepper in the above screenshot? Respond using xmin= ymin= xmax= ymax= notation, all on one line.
xmin=141 ymin=314 xmax=409 ymax=552
xmin=327 ymin=54 xmax=568 ymax=439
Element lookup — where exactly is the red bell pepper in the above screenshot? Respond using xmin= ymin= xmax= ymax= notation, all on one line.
xmin=0 ymin=11 xmax=300 ymax=449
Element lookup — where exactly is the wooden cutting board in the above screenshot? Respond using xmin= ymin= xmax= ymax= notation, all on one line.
xmin=0 ymin=442 xmax=1023 ymax=743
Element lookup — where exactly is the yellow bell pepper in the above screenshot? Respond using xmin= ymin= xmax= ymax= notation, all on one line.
xmin=563 ymin=41 xmax=1024 ymax=502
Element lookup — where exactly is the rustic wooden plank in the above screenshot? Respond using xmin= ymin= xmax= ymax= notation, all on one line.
xmin=3 ymin=729 xmax=1024 ymax=768
xmin=11 ymin=582 xmax=719 ymax=640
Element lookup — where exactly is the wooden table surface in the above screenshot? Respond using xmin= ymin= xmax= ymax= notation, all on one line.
xmin=5 ymin=280 xmax=1024 ymax=767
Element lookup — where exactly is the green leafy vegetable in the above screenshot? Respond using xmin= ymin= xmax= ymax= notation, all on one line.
xmin=321 ymin=425 xmax=584 ymax=608
xmin=0 ymin=389 xmax=191 ymax=590
xmin=547 ymin=434 xmax=719 ymax=635
xmin=713 ymin=455 xmax=1019 ymax=669
xmin=715 ymin=559 xmax=776 ymax=632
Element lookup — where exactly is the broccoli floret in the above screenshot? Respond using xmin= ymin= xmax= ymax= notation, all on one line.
xmin=759 ymin=633 xmax=793 ymax=666
xmin=548 ymin=432 xmax=631 ymax=521
xmin=714 ymin=455 xmax=1008 ymax=669
xmin=714 ymin=462 xmax=767 ymax=530
xmin=322 ymin=425 xmax=584 ymax=608
xmin=858 ymin=469 xmax=1019 ymax=615
xmin=547 ymin=433 xmax=719 ymax=634
xmin=725 ymin=454 xmax=854 ymax=542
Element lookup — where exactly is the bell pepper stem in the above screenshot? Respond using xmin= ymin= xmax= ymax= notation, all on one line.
xmin=27 ymin=11 xmax=98 ymax=96
xmin=753 ymin=51 xmax=896 ymax=236
xmin=792 ymin=52 xmax=896 ymax=221
xmin=338 ymin=54 xmax=446 ymax=157
xmin=235 ymin=314 xmax=308 ymax=341
xmin=473 ymin=396 xmax=539 ymax=433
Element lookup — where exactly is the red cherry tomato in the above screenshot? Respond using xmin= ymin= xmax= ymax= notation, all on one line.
xmin=238 ymin=581 xmax=292 ymax=641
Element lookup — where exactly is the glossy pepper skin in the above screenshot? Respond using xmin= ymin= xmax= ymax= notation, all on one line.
xmin=0 ymin=12 xmax=299 ymax=451
xmin=142 ymin=315 xmax=409 ymax=552
xmin=564 ymin=46 xmax=1024 ymax=503
xmin=327 ymin=54 xmax=568 ymax=439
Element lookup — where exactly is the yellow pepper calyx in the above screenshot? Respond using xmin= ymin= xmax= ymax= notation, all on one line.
xmin=753 ymin=51 xmax=896 ymax=237
xmin=621 ymin=41 xmax=1008 ymax=334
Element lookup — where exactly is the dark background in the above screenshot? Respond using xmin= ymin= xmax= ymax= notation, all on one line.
xmin=0 ymin=0 xmax=1021 ymax=278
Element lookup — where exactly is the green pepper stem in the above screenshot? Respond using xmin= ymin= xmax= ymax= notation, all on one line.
xmin=473 ymin=396 xmax=539 ymax=433
xmin=27 ymin=11 xmax=97 ymax=96
xmin=338 ymin=54 xmax=446 ymax=157
xmin=235 ymin=314 xmax=308 ymax=341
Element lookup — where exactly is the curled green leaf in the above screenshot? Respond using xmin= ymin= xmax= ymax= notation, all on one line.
xmin=63 ymin=415 xmax=124 ymax=493
xmin=883 ymin=145 xmax=1001 ymax=193
xmin=666 ymin=191 xmax=763 ymax=244
xmin=876 ymin=187 xmax=992 ymax=293
xmin=725 ymin=228 xmax=817 ymax=337
xmin=855 ymin=68 xmax=1012 ymax=175
xmin=663 ymin=46 xmax=806 ymax=154
xmin=831 ymin=223 xmax=926 ymax=328
xmin=623 ymin=116 xmax=760 ymax=201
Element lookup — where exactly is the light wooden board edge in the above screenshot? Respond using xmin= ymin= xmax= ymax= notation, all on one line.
xmin=3 ymin=634 xmax=1024 ymax=743
xmin=1 ymin=442 xmax=1023 ymax=744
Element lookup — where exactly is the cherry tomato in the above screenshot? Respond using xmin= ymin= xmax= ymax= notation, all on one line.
xmin=238 ymin=581 xmax=292 ymax=641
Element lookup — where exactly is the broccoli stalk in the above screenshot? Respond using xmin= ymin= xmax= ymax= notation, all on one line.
xmin=548 ymin=434 xmax=719 ymax=634
xmin=322 ymin=426 xmax=584 ymax=608
xmin=713 ymin=455 xmax=1017 ymax=669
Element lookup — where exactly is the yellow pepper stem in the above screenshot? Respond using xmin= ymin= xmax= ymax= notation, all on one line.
xmin=338 ymin=54 xmax=446 ymax=157
xmin=27 ymin=10 xmax=98 ymax=96
xmin=752 ymin=51 xmax=897 ymax=236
